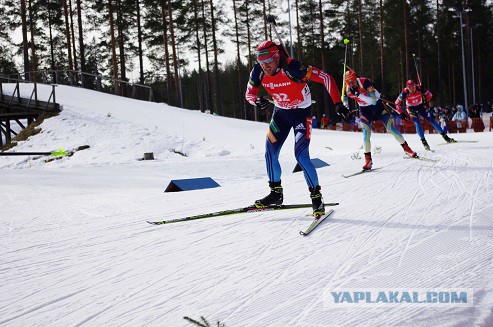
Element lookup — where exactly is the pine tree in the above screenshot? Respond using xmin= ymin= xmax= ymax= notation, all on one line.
xmin=0 ymin=0 xmax=19 ymax=74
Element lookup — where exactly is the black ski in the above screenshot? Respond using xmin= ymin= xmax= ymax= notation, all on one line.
xmin=438 ymin=140 xmax=478 ymax=146
xmin=342 ymin=167 xmax=382 ymax=178
xmin=403 ymin=156 xmax=438 ymax=162
xmin=147 ymin=203 xmax=339 ymax=225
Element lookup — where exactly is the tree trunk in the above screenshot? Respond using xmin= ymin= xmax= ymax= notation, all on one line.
xmin=357 ymin=0 xmax=363 ymax=74
xmin=448 ymin=61 xmax=452 ymax=104
xmin=47 ymin=2 xmax=56 ymax=82
xmin=403 ymin=0 xmax=409 ymax=80
xmin=318 ymin=0 xmax=325 ymax=70
xmin=116 ymin=0 xmax=126 ymax=95
xmin=295 ymin=0 xmax=301 ymax=59
xmin=245 ymin=0 xmax=252 ymax=72
xmin=245 ymin=0 xmax=254 ymax=120
xmin=399 ymin=47 xmax=404 ymax=87
xmin=201 ymin=0 xmax=213 ymax=113
xmin=62 ymin=0 xmax=73 ymax=84
xmin=233 ymin=0 xmax=245 ymax=119
xmin=136 ymin=0 xmax=144 ymax=85
xmin=108 ymin=0 xmax=118 ymax=94
xmin=192 ymin=0 xmax=204 ymax=112
xmin=160 ymin=1 xmax=172 ymax=103
xmin=68 ymin=0 xmax=78 ymax=78
xmin=452 ymin=62 xmax=456 ymax=105
xmin=20 ymin=0 xmax=30 ymax=80
xmin=167 ymin=0 xmax=181 ymax=106
xmin=436 ymin=0 xmax=442 ymax=103
xmin=318 ymin=0 xmax=328 ymax=118
xmin=379 ymin=0 xmax=384 ymax=94
xmin=261 ymin=0 xmax=268 ymax=39
xmin=28 ymin=0 xmax=38 ymax=81
xmin=161 ymin=0 xmax=172 ymax=104
xmin=417 ymin=29 xmax=422 ymax=82
xmin=309 ymin=2 xmax=315 ymax=63
xmin=76 ymin=0 xmax=86 ymax=86
xmin=209 ymin=0 xmax=222 ymax=115
xmin=477 ymin=33 xmax=482 ymax=104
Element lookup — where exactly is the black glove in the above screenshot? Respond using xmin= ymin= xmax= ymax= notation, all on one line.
xmin=400 ymin=112 xmax=408 ymax=121
xmin=335 ymin=102 xmax=350 ymax=120
xmin=255 ymin=97 xmax=270 ymax=110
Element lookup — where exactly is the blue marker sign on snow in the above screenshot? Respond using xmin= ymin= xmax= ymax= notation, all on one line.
xmin=164 ymin=177 xmax=221 ymax=192
xmin=293 ymin=158 xmax=330 ymax=173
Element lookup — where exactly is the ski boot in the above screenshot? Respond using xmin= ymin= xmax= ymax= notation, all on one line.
xmin=421 ymin=138 xmax=431 ymax=151
xmin=309 ymin=186 xmax=325 ymax=217
xmin=401 ymin=141 xmax=417 ymax=158
xmin=441 ymin=133 xmax=456 ymax=143
xmin=254 ymin=181 xmax=283 ymax=208
xmin=362 ymin=152 xmax=373 ymax=170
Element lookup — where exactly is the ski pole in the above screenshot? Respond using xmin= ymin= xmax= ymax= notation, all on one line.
xmin=381 ymin=99 xmax=399 ymax=112
xmin=266 ymin=15 xmax=290 ymax=58
xmin=341 ymin=38 xmax=350 ymax=102
xmin=339 ymin=62 xmax=360 ymax=78
xmin=412 ymin=53 xmax=422 ymax=85
xmin=0 ymin=146 xmax=67 ymax=157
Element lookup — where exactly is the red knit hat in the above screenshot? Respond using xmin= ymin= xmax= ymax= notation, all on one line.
xmin=257 ymin=40 xmax=280 ymax=63
xmin=344 ymin=70 xmax=357 ymax=83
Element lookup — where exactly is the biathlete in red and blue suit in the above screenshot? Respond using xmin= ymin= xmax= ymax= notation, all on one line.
xmin=245 ymin=40 xmax=349 ymax=216
xmin=395 ymin=80 xmax=455 ymax=150
xmin=343 ymin=70 xmax=417 ymax=170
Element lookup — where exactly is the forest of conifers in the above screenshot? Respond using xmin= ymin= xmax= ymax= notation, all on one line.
xmin=0 ymin=0 xmax=492 ymax=122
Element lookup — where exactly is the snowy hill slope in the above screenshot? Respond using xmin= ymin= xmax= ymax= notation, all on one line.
xmin=1 ymin=84 xmax=493 ymax=327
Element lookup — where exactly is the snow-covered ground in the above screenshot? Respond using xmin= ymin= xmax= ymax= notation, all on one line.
xmin=1 ymin=84 xmax=492 ymax=327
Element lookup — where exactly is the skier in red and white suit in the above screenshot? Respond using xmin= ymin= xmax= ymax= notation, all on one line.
xmin=395 ymin=80 xmax=455 ymax=149
xmin=245 ymin=40 xmax=348 ymax=216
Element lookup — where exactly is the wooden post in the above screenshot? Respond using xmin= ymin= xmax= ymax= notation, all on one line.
xmin=5 ymin=119 xmax=11 ymax=143
xmin=143 ymin=152 xmax=154 ymax=160
xmin=52 ymin=84 xmax=56 ymax=109
xmin=34 ymin=82 xmax=38 ymax=106
xmin=15 ymin=82 xmax=20 ymax=103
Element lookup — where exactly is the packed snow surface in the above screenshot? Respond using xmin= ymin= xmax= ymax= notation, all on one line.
xmin=1 ymin=84 xmax=492 ymax=326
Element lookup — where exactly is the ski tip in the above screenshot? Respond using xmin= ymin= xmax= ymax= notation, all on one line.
xmin=299 ymin=231 xmax=307 ymax=236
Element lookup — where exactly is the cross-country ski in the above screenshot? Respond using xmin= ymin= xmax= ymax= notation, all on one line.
xmin=299 ymin=209 xmax=334 ymax=236
xmin=402 ymin=156 xmax=438 ymax=162
xmin=438 ymin=140 xmax=479 ymax=146
xmin=342 ymin=167 xmax=382 ymax=178
xmin=147 ymin=203 xmax=339 ymax=225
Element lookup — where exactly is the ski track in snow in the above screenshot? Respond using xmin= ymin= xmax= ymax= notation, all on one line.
xmin=1 ymin=84 xmax=493 ymax=326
